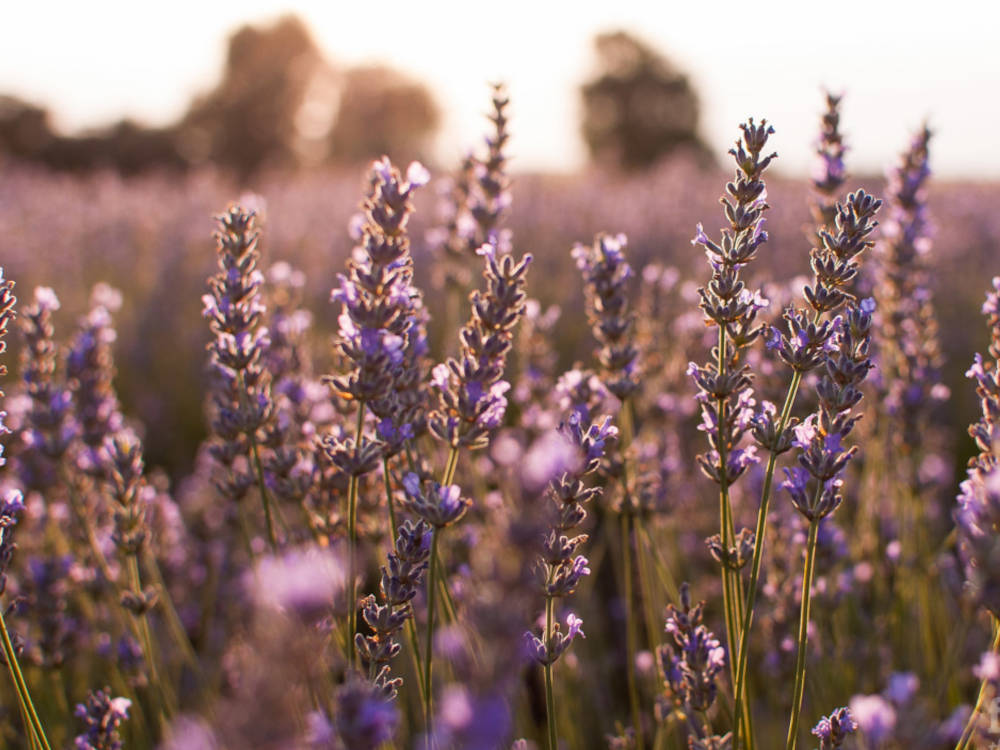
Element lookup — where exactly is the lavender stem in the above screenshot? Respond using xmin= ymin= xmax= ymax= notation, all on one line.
xmin=785 ymin=516 xmax=820 ymax=750
xmin=0 ymin=604 xmax=53 ymax=750
xmin=954 ymin=618 xmax=1000 ymax=750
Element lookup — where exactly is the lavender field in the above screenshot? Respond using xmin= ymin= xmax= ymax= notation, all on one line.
xmin=1 ymin=87 xmax=999 ymax=750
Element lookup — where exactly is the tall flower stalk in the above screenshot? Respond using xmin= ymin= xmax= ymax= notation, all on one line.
xmin=326 ymin=157 xmax=430 ymax=669
xmin=0 ymin=269 xmax=54 ymax=750
xmin=953 ymin=276 xmax=1000 ymax=749
xmin=690 ymin=119 xmax=776 ymax=744
xmin=525 ymin=412 xmax=616 ymax=750
xmin=572 ymin=232 xmax=647 ymax=744
xmin=731 ymin=130 xmax=881 ymax=748
xmin=782 ymin=299 xmax=874 ymax=750
xmin=424 ymin=240 xmax=530 ymax=724
xmin=203 ymin=206 xmax=278 ymax=551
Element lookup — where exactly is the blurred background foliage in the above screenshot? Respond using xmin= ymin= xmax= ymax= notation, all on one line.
xmin=0 ymin=15 xmax=441 ymax=178
xmin=0 ymin=17 xmax=709 ymax=179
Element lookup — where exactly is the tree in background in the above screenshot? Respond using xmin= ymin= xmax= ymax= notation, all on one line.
xmin=328 ymin=65 xmax=440 ymax=167
xmin=175 ymin=15 xmax=327 ymax=179
xmin=581 ymin=31 xmax=711 ymax=171
xmin=0 ymin=14 xmax=442 ymax=179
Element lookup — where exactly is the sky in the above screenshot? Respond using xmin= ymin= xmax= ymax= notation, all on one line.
xmin=1 ymin=0 xmax=995 ymax=178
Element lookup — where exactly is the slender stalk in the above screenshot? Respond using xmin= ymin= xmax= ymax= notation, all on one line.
xmin=733 ymin=368 xmax=803 ymax=750
xmin=142 ymin=549 xmax=201 ymax=676
xmin=616 ymin=395 xmax=647 ymax=750
xmin=785 ymin=518 xmax=819 ymax=750
xmin=954 ymin=618 xmax=1000 ymax=750
xmin=423 ymin=527 xmax=441 ymax=731
xmin=544 ymin=573 xmax=558 ymax=750
xmin=714 ymin=325 xmax=752 ymax=746
xmin=127 ymin=555 xmax=176 ymax=718
xmin=383 ymin=457 xmax=400 ymax=544
xmin=235 ymin=370 xmax=279 ymax=553
xmin=382 ymin=456 xmax=427 ymax=703
xmin=347 ymin=402 xmax=366 ymax=670
xmin=0 ymin=605 xmax=53 ymax=750
xmin=248 ymin=435 xmax=279 ymax=552
xmin=621 ymin=511 xmax=644 ymax=750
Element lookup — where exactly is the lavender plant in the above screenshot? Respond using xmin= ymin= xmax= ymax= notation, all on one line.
xmin=0 ymin=269 xmax=54 ymax=750
xmin=325 ymin=156 xmax=429 ymax=670
xmin=525 ymin=412 xmax=616 ymax=750
xmin=690 ymin=119 xmax=776 ymax=746
xmin=953 ymin=276 xmax=1000 ymax=748
xmin=203 ymin=205 xmax=278 ymax=550
xmin=573 ymin=232 xmax=648 ymax=744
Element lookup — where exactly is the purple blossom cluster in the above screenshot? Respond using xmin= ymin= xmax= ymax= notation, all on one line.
xmin=658 ymin=583 xmax=728 ymax=742
xmin=573 ymin=233 xmax=639 ymax=401
xmin=875 ymin=127 xmax=948 ymax=445
xmin=202 ymin=206 xmax=274 ymax=509
xmin=525 ymin=413 xmax=616 ymax=666
xmin=690 ymin=119 xmax=775 ymax=493
xmin=957 ymin=277 xmax=1000 ymax=617
xmin=429 ymin=243 xmax=531 ymax=450
xmin=73 ymin=688 xmax=131 ymax=750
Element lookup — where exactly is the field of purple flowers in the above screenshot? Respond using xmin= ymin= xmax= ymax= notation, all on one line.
xmin=0 ymin=87 xmax=999 ymax=750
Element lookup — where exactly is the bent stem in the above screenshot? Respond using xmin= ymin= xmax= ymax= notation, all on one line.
xmin=954 ymin=617 xmax=1000 ymax=750
xmin=785 ymin=518 xmax=819 ymax=750
xmin=0 ymin=605 xmax=53 ymax=750
xmin=733 ymin=368 xmax=803 ymax=750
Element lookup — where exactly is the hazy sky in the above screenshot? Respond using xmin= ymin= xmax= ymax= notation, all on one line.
xmin=1 ymin=0 xmax=995 ymax=178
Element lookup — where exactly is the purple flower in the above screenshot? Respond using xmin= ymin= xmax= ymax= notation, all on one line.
xmin=812 ymin=707 xmax=857 ymax=750
xmin=884 ymin=672 xmax=919 ymax=705
xmin=250 ymin=546 xmax=345 ymax=616
xmin=565 ymin=613 xmax=585 ymax=641
xmin=848 ymin=694 xmax=896 ymax=744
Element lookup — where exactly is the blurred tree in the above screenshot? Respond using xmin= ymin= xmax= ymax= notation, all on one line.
xmin=176 ymin=14 xmax=328 ymax=179
xmin=0 ymin=14 xmax=442 ymax=177
xmin=327 ymin=65 xmax=440 ymax=166
xmin=581 ymin=31 xmax=711 ymax=170
xmin=0 ymin=96 xmax=55 ymax=162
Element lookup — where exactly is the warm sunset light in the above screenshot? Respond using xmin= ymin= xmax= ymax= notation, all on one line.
xmin=2 ymin=0 xmax=996 ymax=176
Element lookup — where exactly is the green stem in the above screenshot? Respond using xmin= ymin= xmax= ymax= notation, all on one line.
xmin=347 ymin=402 xmax=366 ymax=670
xmin=128 ymin=555 xmax=176 ymax=718
xmin=544 ymin=593 xmax=558 ymax=750
xmin=955 ymin=617 xmax=1000 ymax=750
xmin=423 ymin=527 xmax=441 ymax=732
xmin=785 ymin=518 xmax=819 ymax=750
xmin=248 ymin=435 xmax=279 ymax=553
xmin=143 ymin=549 xmax=201 ymax=677
xmin=714 ymin=325 xmax=752 ymax=746
xmin=0 ymin=605 xmax=53 ymax=750
xmin=234 ymin=369 xmax=279 ymax=553
xmin=621 ymin=511 xmax=644 ymax=750
xmin=733 ymin=368 xmax=803 ymax=750
xmin=617 ymin=396 xmax=646 ymax=750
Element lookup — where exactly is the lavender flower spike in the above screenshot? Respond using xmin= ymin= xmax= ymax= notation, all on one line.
xmin=74 ymin=688 xmax=131 ymax=750
xmin=812 ymin=707 xmax=857 ymax=750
